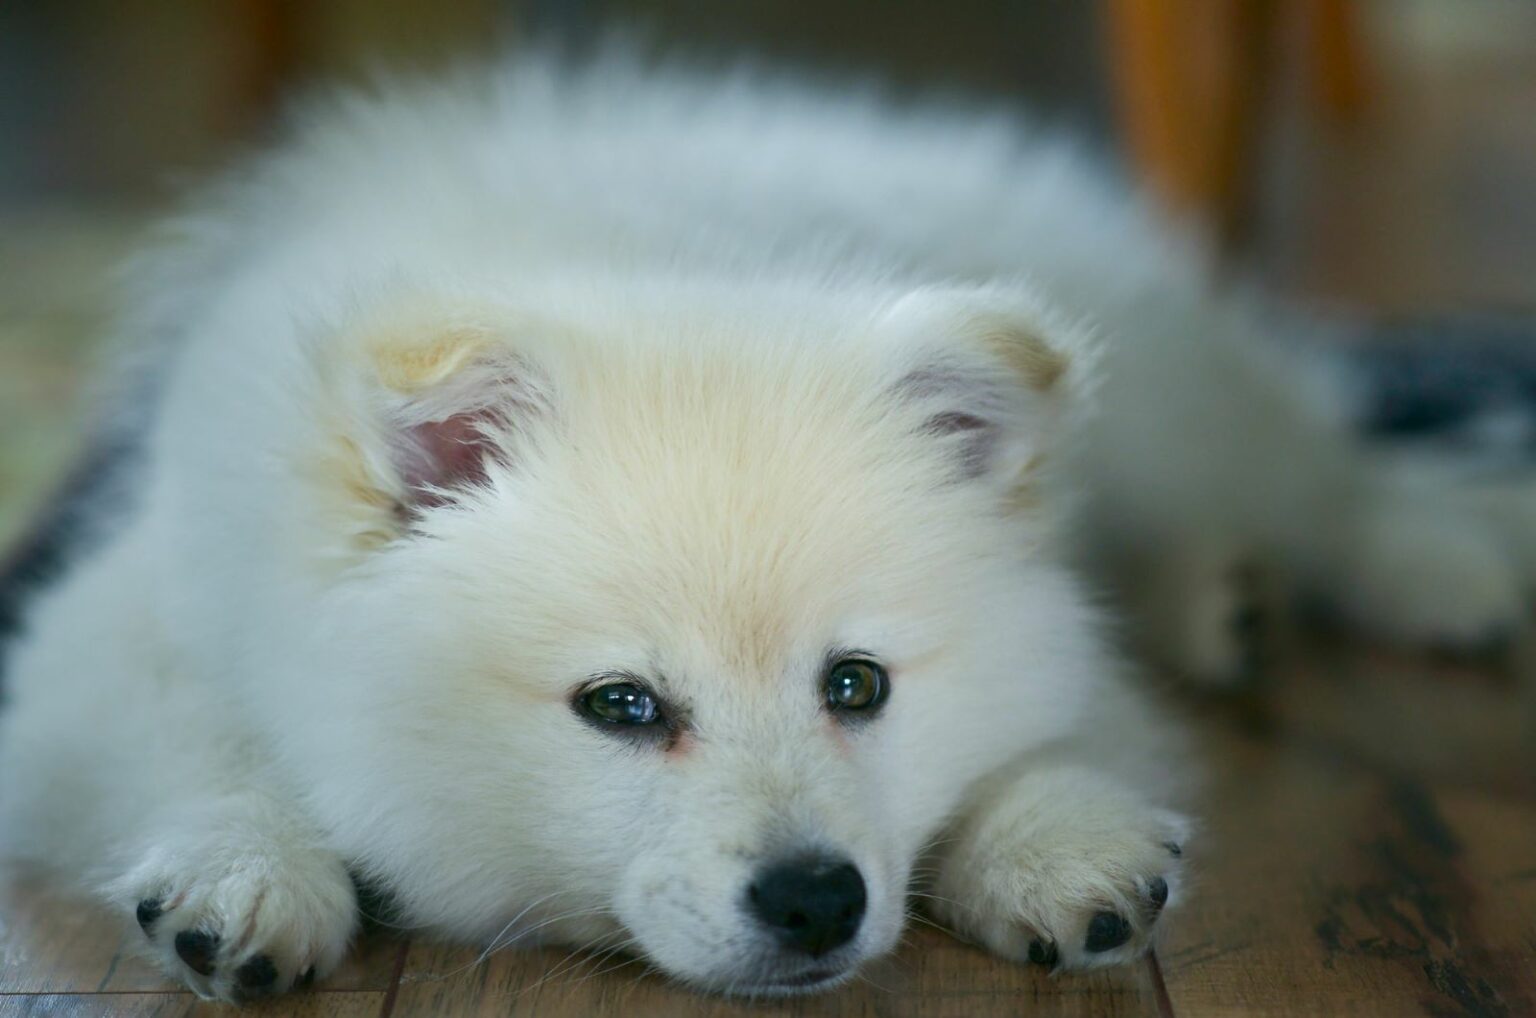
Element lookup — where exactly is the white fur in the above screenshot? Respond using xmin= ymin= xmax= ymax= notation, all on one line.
xmin=0 ymin=51 xmax=1514 ymax=1001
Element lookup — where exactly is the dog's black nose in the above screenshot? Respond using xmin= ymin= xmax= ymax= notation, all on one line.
xmin=748 ymin=855 xmax=866 ymax=956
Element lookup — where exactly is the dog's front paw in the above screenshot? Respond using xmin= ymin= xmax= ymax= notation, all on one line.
xmin=112 ymin=829 xmax=358 ymax=1001
xmin=927 ymin=770 xmax=1190 ymax=970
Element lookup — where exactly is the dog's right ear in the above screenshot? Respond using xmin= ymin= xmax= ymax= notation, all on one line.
xmin=299 ymin=299 xmax=556 ymax=552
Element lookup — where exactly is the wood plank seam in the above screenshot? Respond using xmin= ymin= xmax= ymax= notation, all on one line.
xmin=377 ymin=938 xmax=412 ymax=1018
xmin=1147 ymin=950 xmax=1178 ymax=1018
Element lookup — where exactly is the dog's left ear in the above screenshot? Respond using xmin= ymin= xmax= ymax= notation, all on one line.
xmin=882 ymin=285 xmax=1095 ymax=490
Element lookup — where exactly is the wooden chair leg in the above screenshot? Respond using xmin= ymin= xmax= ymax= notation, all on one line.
xmin=1306 ymin=0 xmax=1370 ymax=122
xmin=229 ymin=0 xmax=303 ymax=132
xmin=1102 ymin=0 xmax=1277 ymax=247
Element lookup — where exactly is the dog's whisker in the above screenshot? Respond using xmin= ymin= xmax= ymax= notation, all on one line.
xmin=855 ymin=968 xmax=896 ymax=994
xmin=906 ymin=889 xmax=974 ymax=914
xmin=516 ymin=927 xmax=635 ymax=996
xmin=436 ymin=899 xmax=620 ymax=980
xmin=489 ymin=899 xmax=618 ymax=955
xmin=569 ymin=939 xmax=643 ymax=987
xmin=353 ymin=901 xmax=433 ymax=933
xmin=560 ymin=931 xmax=634 ymax=978
xmin=904 ymin=908 xmax=955 ymax=934
xmin=490 ymin=911 xmax=621 ymax=967
xmin=474 ymin=890 xmax=569 ymax=962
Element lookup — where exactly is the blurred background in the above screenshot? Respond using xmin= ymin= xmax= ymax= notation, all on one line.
xmin=3 ymin=0 xmax=1536 ymax=545
xmin=2 ymin=7 xmax=1535 ymax=1014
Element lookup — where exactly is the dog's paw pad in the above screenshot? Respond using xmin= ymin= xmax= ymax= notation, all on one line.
xmin=1027 ymin=939 xmax=1058 ymax=966
xmin=116 ymin=842 xmax=357 ymax=1002
xmin=173 ymin=929 xmax=219 ymax=976
xmin=1083 ymin=911 xmax=1132 ymax=953
xmin=1229 ymin=600 xmax=1264 ymax=642
xmin=235 ymin=954 xmax=279 ymax=993
xmin=135 ymin=898 xmax=163 ymax=932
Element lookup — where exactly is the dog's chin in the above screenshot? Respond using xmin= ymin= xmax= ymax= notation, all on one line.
xmin=685 ymin=961 xmax=859 ymax=999
xmin=739 ymin=966 xmax=858 ymax=997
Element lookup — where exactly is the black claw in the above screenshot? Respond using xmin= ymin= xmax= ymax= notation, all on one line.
xmin=235 ymin=954 xmax=278 ymax=992
xmin=1164 ymin=841 xmax=1183 ymax=857
xmin=135 ymin=898 xmax=163 ymax=933
xmin=298 ymin=965 xmax=318 ymax=988
xmin=1084 ymin=911 xmax=1133 ymax=953
xmin=174 ymin=929 xmax=219 ymax=976
xmin=1027 ymin=939 xmax=1059 ymax=966
xmin=1146 ymin=876 xmax=1169 ymax=912
xmin=1232 ymin=600 xmax=1264 ymax=634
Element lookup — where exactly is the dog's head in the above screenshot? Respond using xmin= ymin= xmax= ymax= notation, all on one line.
xmin=282 ymin=279 xmax=1102 ymax=993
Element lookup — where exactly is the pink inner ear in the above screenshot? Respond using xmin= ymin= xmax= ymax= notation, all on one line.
xmin=924 ymin=410 xmax=998 ymax=479
xmin=399 ymin=410 xmax=501 ymax=510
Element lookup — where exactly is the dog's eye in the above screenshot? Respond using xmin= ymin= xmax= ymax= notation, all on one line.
xmin=579 ymin=682 xmax=661 ymax=726
xmin=825 ymin=659 xmax=888 ymax=713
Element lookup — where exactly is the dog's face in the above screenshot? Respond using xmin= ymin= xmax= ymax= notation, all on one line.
xmin=289 ymin=282 xmax=1099 ymax=993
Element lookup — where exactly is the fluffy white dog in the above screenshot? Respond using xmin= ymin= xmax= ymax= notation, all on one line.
xmin=0 ymin=51 xmax=1520 ymax=1003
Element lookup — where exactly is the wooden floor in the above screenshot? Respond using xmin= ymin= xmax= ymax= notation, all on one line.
xmin=2 ymin=635 xmax=1533 ymax=1017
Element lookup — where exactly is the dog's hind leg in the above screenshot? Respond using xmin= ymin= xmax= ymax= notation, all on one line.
xmin=1287 ymin=462 xmax=1523 ymax=655
xmin=1116 ymin=537 xmax=1270 ymax=688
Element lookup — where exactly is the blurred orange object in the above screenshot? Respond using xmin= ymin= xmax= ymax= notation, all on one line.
xmin=1104 ymin=0 xmax=1369 ymax=244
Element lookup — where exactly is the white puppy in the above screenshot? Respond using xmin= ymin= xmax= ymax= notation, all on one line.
xmin=0 ymin=51 xmax=1515 ymax=1003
